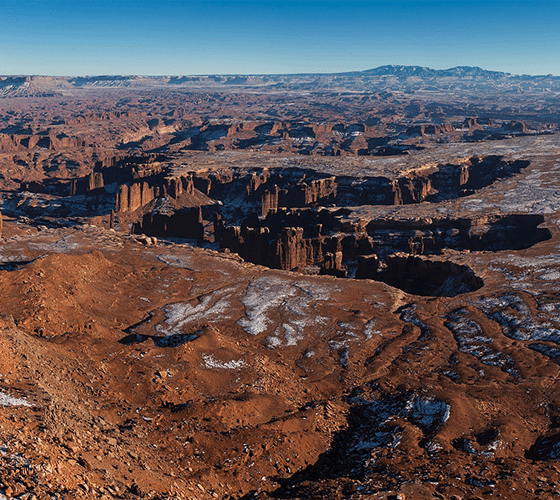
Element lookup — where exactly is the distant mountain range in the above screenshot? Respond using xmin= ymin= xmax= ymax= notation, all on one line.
xmin=0 ymin=65 xmax=558 ymax=97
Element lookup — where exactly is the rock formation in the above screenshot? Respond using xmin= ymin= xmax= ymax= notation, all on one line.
xmin=0 ymin=66 xmax=558 ymax=499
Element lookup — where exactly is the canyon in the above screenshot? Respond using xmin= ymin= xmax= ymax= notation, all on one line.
xmin=0 ymin=66 xmax=559 ymax=499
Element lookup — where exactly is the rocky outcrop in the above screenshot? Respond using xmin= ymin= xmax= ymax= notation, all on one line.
xmin=355 ymin=254 xmax=379 ymax=279
xmin=259 ymin=177 xmax=337 ymax=216
xmin=132 ymin=206 xmax=203 ymax=240
xmin=390 ymin=175 xmax=433 ymax=204
xmin=116 ymin=174 xmax=196 ymax=213
xmin=365 ymin=213 xmax=551 ymax=258
xmin=406 ymin=123 xmax=456 ymax=137
xmin=70 ymin=172 xmax=105 ymax=196
xmin=191 ymin=168 xmax=337 ymax=216
xmin=116 ymin=182 xmax=155 ymax=213
xmin=59 ymin=158 xmax=542 ymax=290
xmin=113 ymin=155 xmax=527 ymax=223
xmin=275 ymin=227 xmax=326 ymax=271
xmin=504 ymin=121 xmax=530 ymax=133
xmin=0 ymin=132 xmax=86 ymax=152
xmin=337 ymin=156 xmax=530 ymax=206
xmin=213 ymin=210 xmax=370 ymax=273
xmin=320 ymin=251 xmax=346 ymax=277
xmin=212 ymin=207 xmax=549 ymax=293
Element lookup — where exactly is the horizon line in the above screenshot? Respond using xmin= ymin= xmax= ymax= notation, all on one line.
xmin=2 ymin=64 xmax=559 ymax=79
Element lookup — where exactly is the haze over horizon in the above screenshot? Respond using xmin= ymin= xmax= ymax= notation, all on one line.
xmin=0 ymin=0 xmax=559 ymax=77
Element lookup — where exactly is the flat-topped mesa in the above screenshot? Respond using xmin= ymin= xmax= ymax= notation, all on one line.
xmin=406 ymin=123 xmax=457 ymax=137
xmin=94 ymin=153 xmax=166 ymax=172
xmin=334 ymin=156 xmax=530 ymax=206
xmin=62 ymin=153 xmax=169 ymax=198
xmin=260 ymin=176 xmax=337 ymax=216
xmin=365 ymin=213 xmax=551 ymax=257
xmin=397 ymin=156 xmax=530 ymax=203
xmin=0 ymin=132 xmax=87 ymax=152
xmin=184 ymin=167 xmax=337 ymax=216
xmin=55 ymin=154 xmax=530 ymax=222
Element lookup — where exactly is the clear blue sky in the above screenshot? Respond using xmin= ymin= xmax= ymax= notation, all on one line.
xmin=0 ymin=0 xmax=558 ymax=76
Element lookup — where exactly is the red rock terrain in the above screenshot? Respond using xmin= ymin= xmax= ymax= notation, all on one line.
xmin=0 ymin=67 xmax=559 ymax=499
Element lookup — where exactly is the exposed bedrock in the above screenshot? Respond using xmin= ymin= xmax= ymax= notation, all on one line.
xmin=30 ymin=152 xmax=542 ymax=297
xmin=212 ymin=209 xmax=549 ymax=295
xmin=213 ymin=211 xmax=363 ymax=276
xmin=406 ymin=123 xmax=456 ymax=137
xmin=55 ymin=154 xmax=529 ymax=221
xmin=214 ymin=210 xmax=550 ymax=268
xmin=0 ymin=131 xmax=87 ymax=152
xmin=366 ymin=213 xmax=552 ymax=257
xmin=132 ymin=206 xmax=203 ymax=240
xmin=336 ymin=156 xmax=529 ymax=206
xmin=70 ymin=171 xmax=106 ymax=196
xmin=116 ymin=174 xmax=198 ymax=213
xmin=189 ymin=167 xmax=338 ymax=217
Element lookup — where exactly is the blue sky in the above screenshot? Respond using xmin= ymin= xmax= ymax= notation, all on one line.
xmin=0 ymin=0 xmax=558 ymax=76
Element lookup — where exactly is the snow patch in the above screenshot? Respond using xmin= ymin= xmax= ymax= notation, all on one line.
xmin=0 ymin=393 xmax=32 ymax=407
xmin=156 ymin=254 xmax=194 ymax=270
xmin=363 ymin=319 xmax=382 ymax=339
xmin=202 ymin=354 xmax=246 ymax=370
xmin=156 ymin=286 xmax=237 ymax=335
xmin=445 ymin=308 xmax=517 ymax=375
xmin=237 ymin=277 xmax=333 ymax=345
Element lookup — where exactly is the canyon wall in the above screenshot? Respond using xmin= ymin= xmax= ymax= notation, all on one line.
xmin=133 ymin=206 xmax=203 ymax=240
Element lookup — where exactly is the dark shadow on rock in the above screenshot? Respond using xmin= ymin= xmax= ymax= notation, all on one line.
xmin=0 ymin=261 xmax=33 ymax=271
xmin=119 ymin=331 xmax=198 ymax=348
xmin=526 ymin=433 xmax=560 ymax=460
xmin=263 ymin=390 xmax=449 ymax=498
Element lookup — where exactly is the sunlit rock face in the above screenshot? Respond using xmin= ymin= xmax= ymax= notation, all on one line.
xmin=0 ymin=68 xmax=559 ymax=498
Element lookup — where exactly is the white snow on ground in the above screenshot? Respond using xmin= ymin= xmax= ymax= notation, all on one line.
xmin=237 ymin=277 xmax=333 ymax=345
xmin=460 ymin=198 xmax=495 ymax=212
xmin=536 ymin=301 xmax=560 ymax=325
xmin=475 ymin=294 xmax=560 ymax=366
xmin=0 ymin=393 xmax=32 ymax=407
xmin=238 ymin=277 xmax=296 ymax=336
xmin=283 ymin=320 xmax=307 ymax=346
xmin=155 ymin=285 xmax=238 ymax=335
xmin=28 ymin=236 xmax=80 ymax=253
xmin=537 ymin=270 xmax=560 ymax=281
xmin=407 ymin=397 xmax=450 ymax=431
xmin=445 ymin=309 xmax=517 ymax=375
xmin=350 ymin=393 xmax=450 ymax=454
xmin=489 ymin=252 xmax=560 ymax=291
xmin=363 ymin=319 xmax=382 ymax=339
xmin=156 ymin=254 xmax=194 ymax=270
xmin=499 ymin=162 xmax=560 ymax=214
xmin=266 ymin=332 xmax=283 ymax=349
xmin=202 ymin=354 xmax=246 ymax=370
xmin=479 ymin=295 xmax=560 ymax=344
